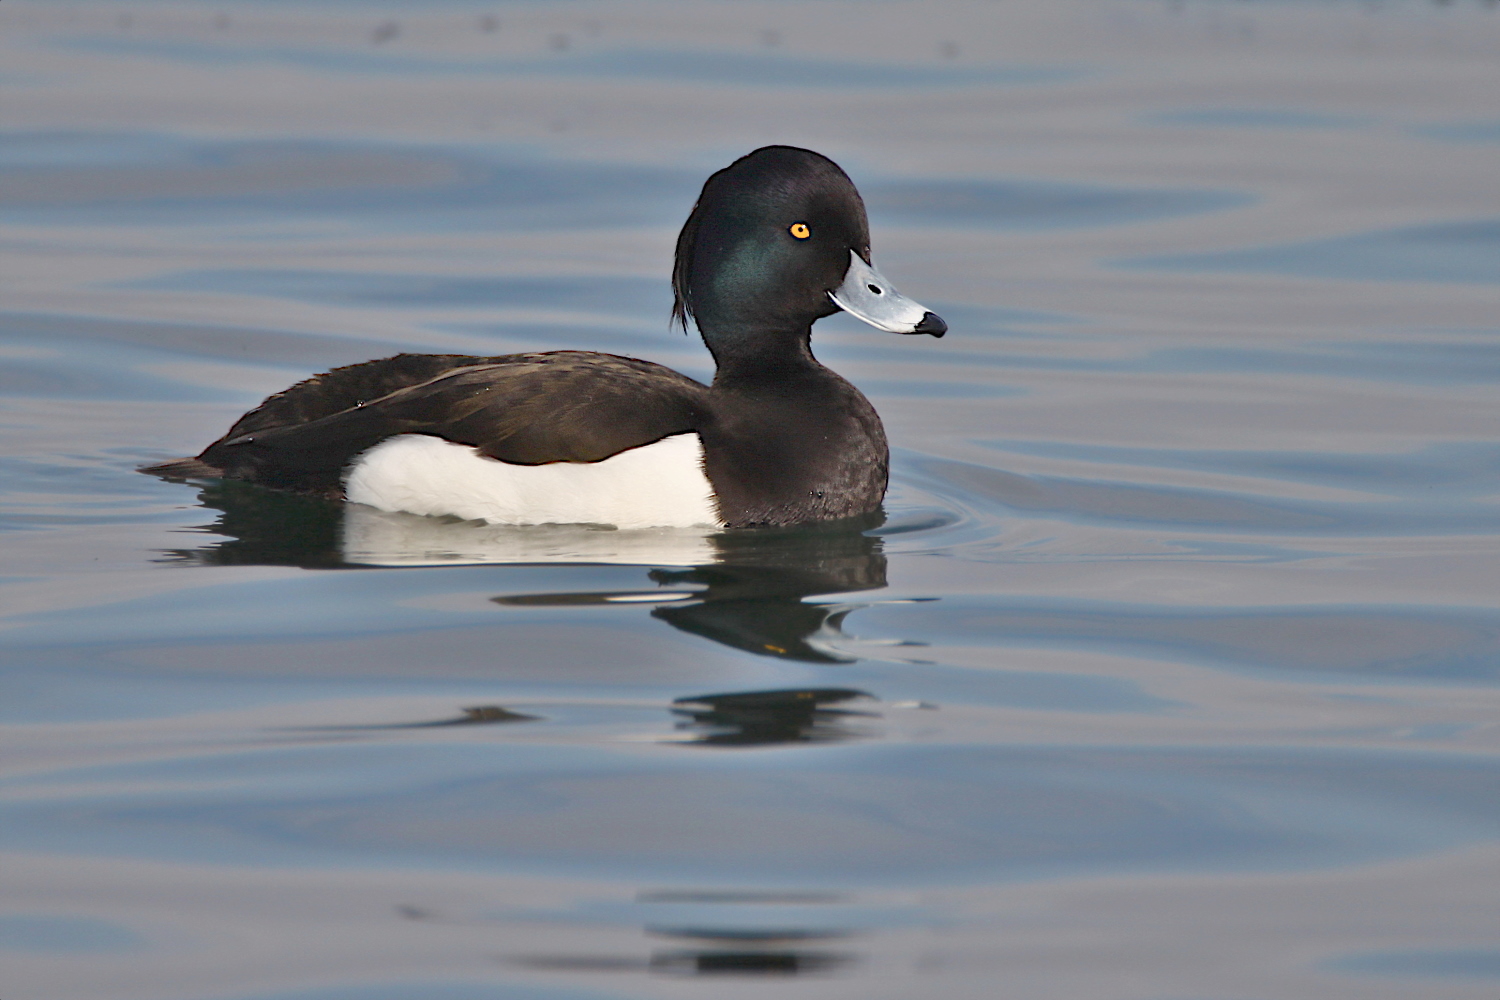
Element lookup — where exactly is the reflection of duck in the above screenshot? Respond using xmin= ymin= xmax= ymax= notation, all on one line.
xmin=281 ymin=689 xmax=872 ymax=747
xmin=145 ymin=146 xmax=944 ymax=529
xmin=511 ymin=888 xmax=859 ymax=978
xmin=159 ymin=479 xmax=344 ymax=568
xmin=669 ymin=687 xmax=876 ymax=745
xmin=648 ymin=522 xmax=888 ymax=661
xmin=167 ymin=483 xmax=904 ymax=664
xmin=496 ymin=520 xmax=891 ymax=662
xmin=163 ymin=480 xmax=719 ymax=568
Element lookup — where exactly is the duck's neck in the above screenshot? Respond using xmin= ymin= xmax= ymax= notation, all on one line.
xmin=702 ymin=322 xmax=821 ymax=385
xmin=697 ymin=322 xmax=889 ymax=528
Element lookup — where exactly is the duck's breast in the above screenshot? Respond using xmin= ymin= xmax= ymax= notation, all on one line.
xmin=343 ymin=432 xmax=721 ymax=529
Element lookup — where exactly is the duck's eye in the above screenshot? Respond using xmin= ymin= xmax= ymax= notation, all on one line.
xmin=789 ymin=222 xmax=811 ymax=239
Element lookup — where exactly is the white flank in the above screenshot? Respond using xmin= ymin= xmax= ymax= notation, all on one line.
xmin=344 ymin=433 xmax=721 ymax=529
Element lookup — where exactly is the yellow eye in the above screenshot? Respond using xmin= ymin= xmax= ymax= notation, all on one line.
xmin=789 ymin=222 xmax=811 ymax=239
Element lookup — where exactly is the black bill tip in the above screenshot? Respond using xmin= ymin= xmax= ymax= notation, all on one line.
xmin=912 ymin=311 xmax=947 ymax=338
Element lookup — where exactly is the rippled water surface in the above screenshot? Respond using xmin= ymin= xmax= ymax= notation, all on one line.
xmin=3 ymin=1 xmax=1499 ymax=998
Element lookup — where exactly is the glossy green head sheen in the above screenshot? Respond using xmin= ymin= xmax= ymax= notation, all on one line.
xmin=672 ymin=146 xmax=873 ymax=358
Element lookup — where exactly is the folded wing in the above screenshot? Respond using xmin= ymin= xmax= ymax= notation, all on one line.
xmin=154 ymin=351 xmax=709 ymax=495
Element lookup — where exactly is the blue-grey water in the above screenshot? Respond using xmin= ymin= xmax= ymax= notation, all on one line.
xmin=2 ymin=1 xmax=1498 ymax=998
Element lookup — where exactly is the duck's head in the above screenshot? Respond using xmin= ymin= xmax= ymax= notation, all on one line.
xmin=672 ymin=146 xmax=946 ymax=363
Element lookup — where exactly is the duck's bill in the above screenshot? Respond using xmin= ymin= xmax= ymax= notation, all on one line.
xmin=829 ymin=251 xmax=946 ymax=337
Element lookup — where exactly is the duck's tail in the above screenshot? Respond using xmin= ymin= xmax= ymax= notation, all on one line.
xmin=140 ymin=456 xmax=224 ymax=480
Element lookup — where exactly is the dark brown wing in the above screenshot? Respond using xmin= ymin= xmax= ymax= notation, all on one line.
xmin=217 ymin=353 xmax=490 ymax=441
xmin=175 ymin=351 xmax=709 ymax=495
xmin=142 ymin=353 xmax=491 ymax=481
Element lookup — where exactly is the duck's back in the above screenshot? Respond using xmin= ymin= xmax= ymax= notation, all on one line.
xmin=213 ymin=353 xmax=495 ymax=444
xmin=147 ymin=352 xmax=714 ymax=520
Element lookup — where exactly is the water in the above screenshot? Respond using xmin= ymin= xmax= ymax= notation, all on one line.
xmin=2 ymin=1 xmax=1498 ymax=997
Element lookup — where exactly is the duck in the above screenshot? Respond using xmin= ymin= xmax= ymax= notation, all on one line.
xmin=144 ymin=145 xmax=946 ymax=529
